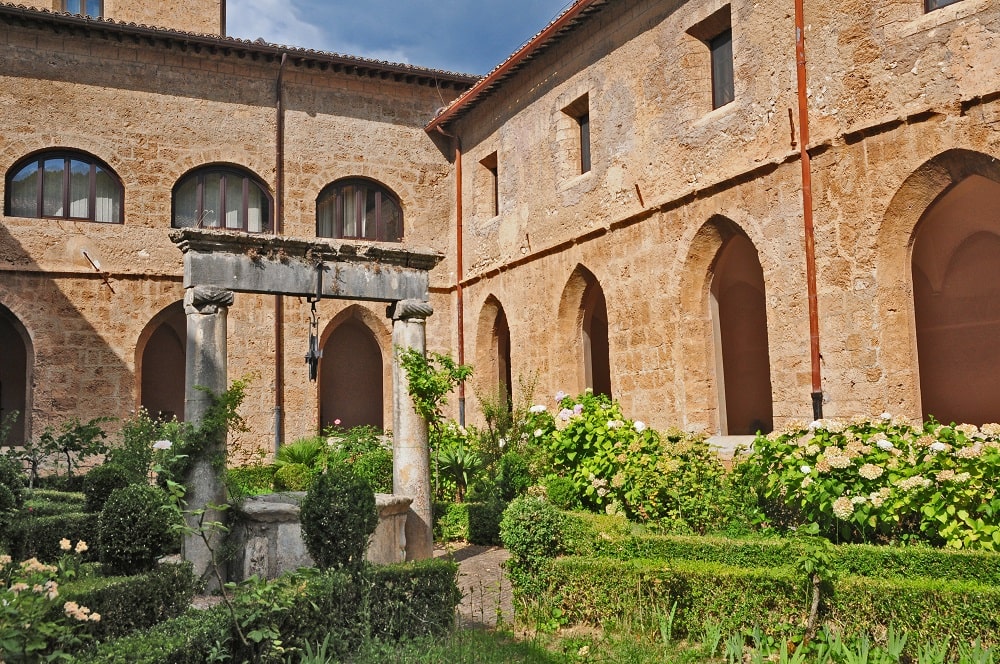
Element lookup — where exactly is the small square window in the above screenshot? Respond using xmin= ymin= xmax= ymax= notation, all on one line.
xmin=61 ymin=0 xmax=103 ymax=17
xmin=562 ymin=94 xmax=591 ymax=175
xmin=687 ymin=5 xmax=734 ymax=111
xmin=480 ymin=152 xmax=499 ymax=217
xmin=925 ymin=0 xmax=962 ymax=10
xmin=709 ymin=29 xmax=734 ymax=109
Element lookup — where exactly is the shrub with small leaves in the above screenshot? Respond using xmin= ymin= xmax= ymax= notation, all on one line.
xmin=351 ymin=447 xmax=393 ymax=494
xmin=300 ymin=465 xmax=377 ymax=572
xmin=98 ymin=485 xmax=179 ymax=576
xmin=500 ymin=496 xmax=569 ymax=596
xmin=273 ymin=463 xmax=314 ymax=491
xmin=83 ymin=465 xmax=131 ymax=513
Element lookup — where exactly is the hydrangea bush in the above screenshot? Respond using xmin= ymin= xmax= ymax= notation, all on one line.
xmin=541 ymin=390 xmax=731 ymax=532
xmin=738 ymin=415 xmax=1000 ymax=549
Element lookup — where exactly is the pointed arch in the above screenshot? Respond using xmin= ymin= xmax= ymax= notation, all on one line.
xmin=679 ymin=215 xmax=773 ymax=434
xmin=878 ymin=149 xmax=1000 ymax=422
xmin=557 ymin=264 xmax=612 ymax=397
xmin=0 ymin=304 xmax=33 ymax=446
xmin=911 ymin=174 xmax=1000 ymax=424
xmin=475 ymin=295 xmax=513 ymax=407
xmin=136 ymin=301 xmax=186 ymax=421
xmin=318 ymin=305 xmax=391 ymax=431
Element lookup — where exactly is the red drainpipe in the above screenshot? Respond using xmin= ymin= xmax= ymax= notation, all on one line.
xmin=794 ymin=0 xmax=823 ymax=419
xmin=436 ymin=127 xmax=466 ymax=425
xmin=274 ymin=52 xmax=287 ymax=450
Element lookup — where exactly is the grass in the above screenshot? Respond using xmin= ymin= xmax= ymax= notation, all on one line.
xmin=345 ymin=627 xmax=713 ymax=663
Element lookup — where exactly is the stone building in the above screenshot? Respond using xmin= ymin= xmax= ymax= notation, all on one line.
xmin=2 ymin=0 xmax=999 ymax=457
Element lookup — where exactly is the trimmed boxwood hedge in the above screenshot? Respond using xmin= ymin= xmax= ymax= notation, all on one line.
xmin=59 ymin=562 xmax=197 ymax=640
xmin=541 ymin=557 xmax=1000 ymax=646
xmin=583 ymin=533 xmax=1000 ymax=585
xmin=10 ymin=511 xmax=98 ymax=562
xmin=80 ymin=559 xmax=461 ymax=663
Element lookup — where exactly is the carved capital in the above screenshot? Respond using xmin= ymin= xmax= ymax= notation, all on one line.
xmin=184 ymin=286 xmax=235 ymax=315
xmin=387 ymin=299 xmax=433 ymax=321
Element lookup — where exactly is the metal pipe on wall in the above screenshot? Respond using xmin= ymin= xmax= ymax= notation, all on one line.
xmin=274 ymin=52 xmax=287 ymax=451
xmin=794 ymin=0 xmax=824 ymax=420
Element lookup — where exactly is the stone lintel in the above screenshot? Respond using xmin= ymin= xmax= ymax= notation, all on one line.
xmin=171 ymin=229 xmax=442 ymax=302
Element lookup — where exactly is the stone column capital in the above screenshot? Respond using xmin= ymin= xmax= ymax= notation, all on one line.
xmin=387 ymin=299 xmax=433 ymax=322
xmin=184 ymin=285 xmax=235 ymax=315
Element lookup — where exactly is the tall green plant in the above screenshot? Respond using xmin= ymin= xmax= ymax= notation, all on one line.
xmin=38 ymin=417 xmax=111 ymax=479
xmin=397 ymin=348 xmax=472 ymax=437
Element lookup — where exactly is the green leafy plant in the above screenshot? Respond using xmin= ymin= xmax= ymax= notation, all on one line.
xmin=0 ymin=551 xmax=99 ymax=662
xmin=273 ymin=463 xmax=313 ymax=491
xmin=738 ymin=417 xmax=1000 ymax=548
xmin=274 ymin=437 xmax=325 ymax=470
xmin=82 ymin=464 xmax=131 ymax=513
xmin=300 ymin=465 xmax=377 ymax=573
xmin=38 ymin=418 xmax=111 ymax=480
xmin=97 ymin=484 xmax=179 ymax=576
xmin=106 ymin=409 xmax=176 ymax=484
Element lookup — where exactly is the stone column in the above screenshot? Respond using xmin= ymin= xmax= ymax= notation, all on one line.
xmin=182 ymin=285 xmax=234 ymax=589
xmin=388 ymin=299 xmax=434 ymax=561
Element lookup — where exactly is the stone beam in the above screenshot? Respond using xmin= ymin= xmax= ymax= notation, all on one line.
xmin=170 ymin=229 xmax=443 ymax=302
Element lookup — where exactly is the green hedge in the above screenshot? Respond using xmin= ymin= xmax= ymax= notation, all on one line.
xmin=583 ymin=533 xmax=1000 ymax=585
xmin=434 ymin=501 xmax=469 ymax=541
xmin=10 ymin=511 xmax=98 ymax=561
xmin=22 ymin=498 xmax=87 ymax=517
xmin=542 ymin=557 xmax=1000 ymax=646
xmin=81 ymin=559 xmax=461 ymax=663
xmin=60 ymin=563 xmax=196 ymax=640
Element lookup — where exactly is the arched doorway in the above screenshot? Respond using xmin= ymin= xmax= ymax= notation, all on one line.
xmin=710 ymin=233 xmax=774 ymax=435
xmin=476 ymin=296 xmax=513 ymax=407
xmin=137 ymin=302 xmax=186 ymax=421
xmin=912 ymin=174 xmax=1000 ymax=425
xmin=0 ymin=304 xmax=32 ymax=446
xmin=557 ymin=265 xmax=612 ymax=398
xmin=582 ymin=280 xmax=612 ymax=398
xmin=320 ymin=314 xmax=384 ymax=430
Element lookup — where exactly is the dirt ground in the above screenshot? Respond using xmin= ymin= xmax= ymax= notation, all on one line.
xmin=434 ymin=543 xmax=513 ymax=629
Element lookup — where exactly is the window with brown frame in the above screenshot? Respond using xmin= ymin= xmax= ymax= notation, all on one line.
xmin=6 ymin=151 xmax=122 ymax=223
xmin=61 ymin=0 xmax=103 ymax=17
xmin=172 ymin=166 xmax=272 ymax=233
xmin=316 ymin=178 xmax=402 ymax=242
xmin=687 ymin=5 xmax=735 ymax=111
xmin=925 ymin=0 xmax=962 ymax=10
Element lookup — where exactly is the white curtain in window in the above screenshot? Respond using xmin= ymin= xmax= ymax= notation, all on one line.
xmin=342 ymin=186 xmax=357 ymax=237
xmin=94 ymin=168 xmax=120 ymax=223
xmin=42 ymin=159 xmax=64 ymax=217
xmin=174 ymin=178 xmax=198 ymax=227
xmin=247 ymin=185 xmax=264 ymax=233
xmin=225 ymin=176 xmax=242 ymax=229
xmin=317 ymin=196 xmax=335 ymax=237
xmin=9 ymin=164 xmax=37 ymax=218
xmin=68 ymin=160 xmax=89 ymax=218
xmin=202 ymin=174 xmax=221 ymax=228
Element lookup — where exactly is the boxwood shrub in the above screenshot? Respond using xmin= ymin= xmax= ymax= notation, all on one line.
xmin=60 ymin=562 xmax=196 ymax=640
xmin=10 ymin=511 xmax=98 ymax=561
xmin=81 ymin=559 xmax=461 ymax=663
xmin=541 ymin=556 xmax=1000 ymax=647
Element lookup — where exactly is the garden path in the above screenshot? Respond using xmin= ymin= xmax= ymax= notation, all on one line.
xmin=434 ymin=543 xmax=512 ymax=629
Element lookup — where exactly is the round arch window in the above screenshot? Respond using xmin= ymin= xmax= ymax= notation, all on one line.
xmin=173 ymin=166 xmax=272 ymax=233
xmin=317 ymin=179 xmax=402 ymax=242
xmin=6 ymin=150 xmax=122 ymax=223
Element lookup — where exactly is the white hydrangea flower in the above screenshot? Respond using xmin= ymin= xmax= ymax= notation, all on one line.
xmin=529 ymin=404 xmax=547 ymax=413
xmin=633 ymin=421 xmax=647 ymax=433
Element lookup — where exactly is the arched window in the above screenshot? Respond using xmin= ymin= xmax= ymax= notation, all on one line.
xmin=6 ymin=151 xmax=122 ymax=223
xmin=317 ymin=179 xmax=402 ymax=242
xmin=173 ymin=166 xmax=271 ymax=233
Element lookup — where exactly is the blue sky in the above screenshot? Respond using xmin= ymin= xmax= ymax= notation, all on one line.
xmin=226 ymin=0 xmax=572 ymax=75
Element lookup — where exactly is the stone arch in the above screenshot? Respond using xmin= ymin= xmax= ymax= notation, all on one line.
xmin=0 ymin=303 xmax=33 ymax=446
xmin=475 ymin=295 xmax=513 ymax=407
xmin=678 ymin=215 xmax=773 ymax=434
xmin=318 ymin=305 xmax=391 ymax=431
xmin=136 ymin=301 xmax=186 ymax=421
xmin=877 ymin=149 xmax=1000 ymax=421
xmin=557 ymin=264 xmax=611 ymax=397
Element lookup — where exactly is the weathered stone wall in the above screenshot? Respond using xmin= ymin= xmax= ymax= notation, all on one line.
xmin=15 ymin=0 xmax=222 ymax=35
xmin=0 ymin=13 xmax=463 ymax=454
xmin=449 ymin=0 xmax=1000 ymax=433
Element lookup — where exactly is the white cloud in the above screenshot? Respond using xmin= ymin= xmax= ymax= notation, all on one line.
xmin=226 ymin=0 xmax=325 ymax=49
